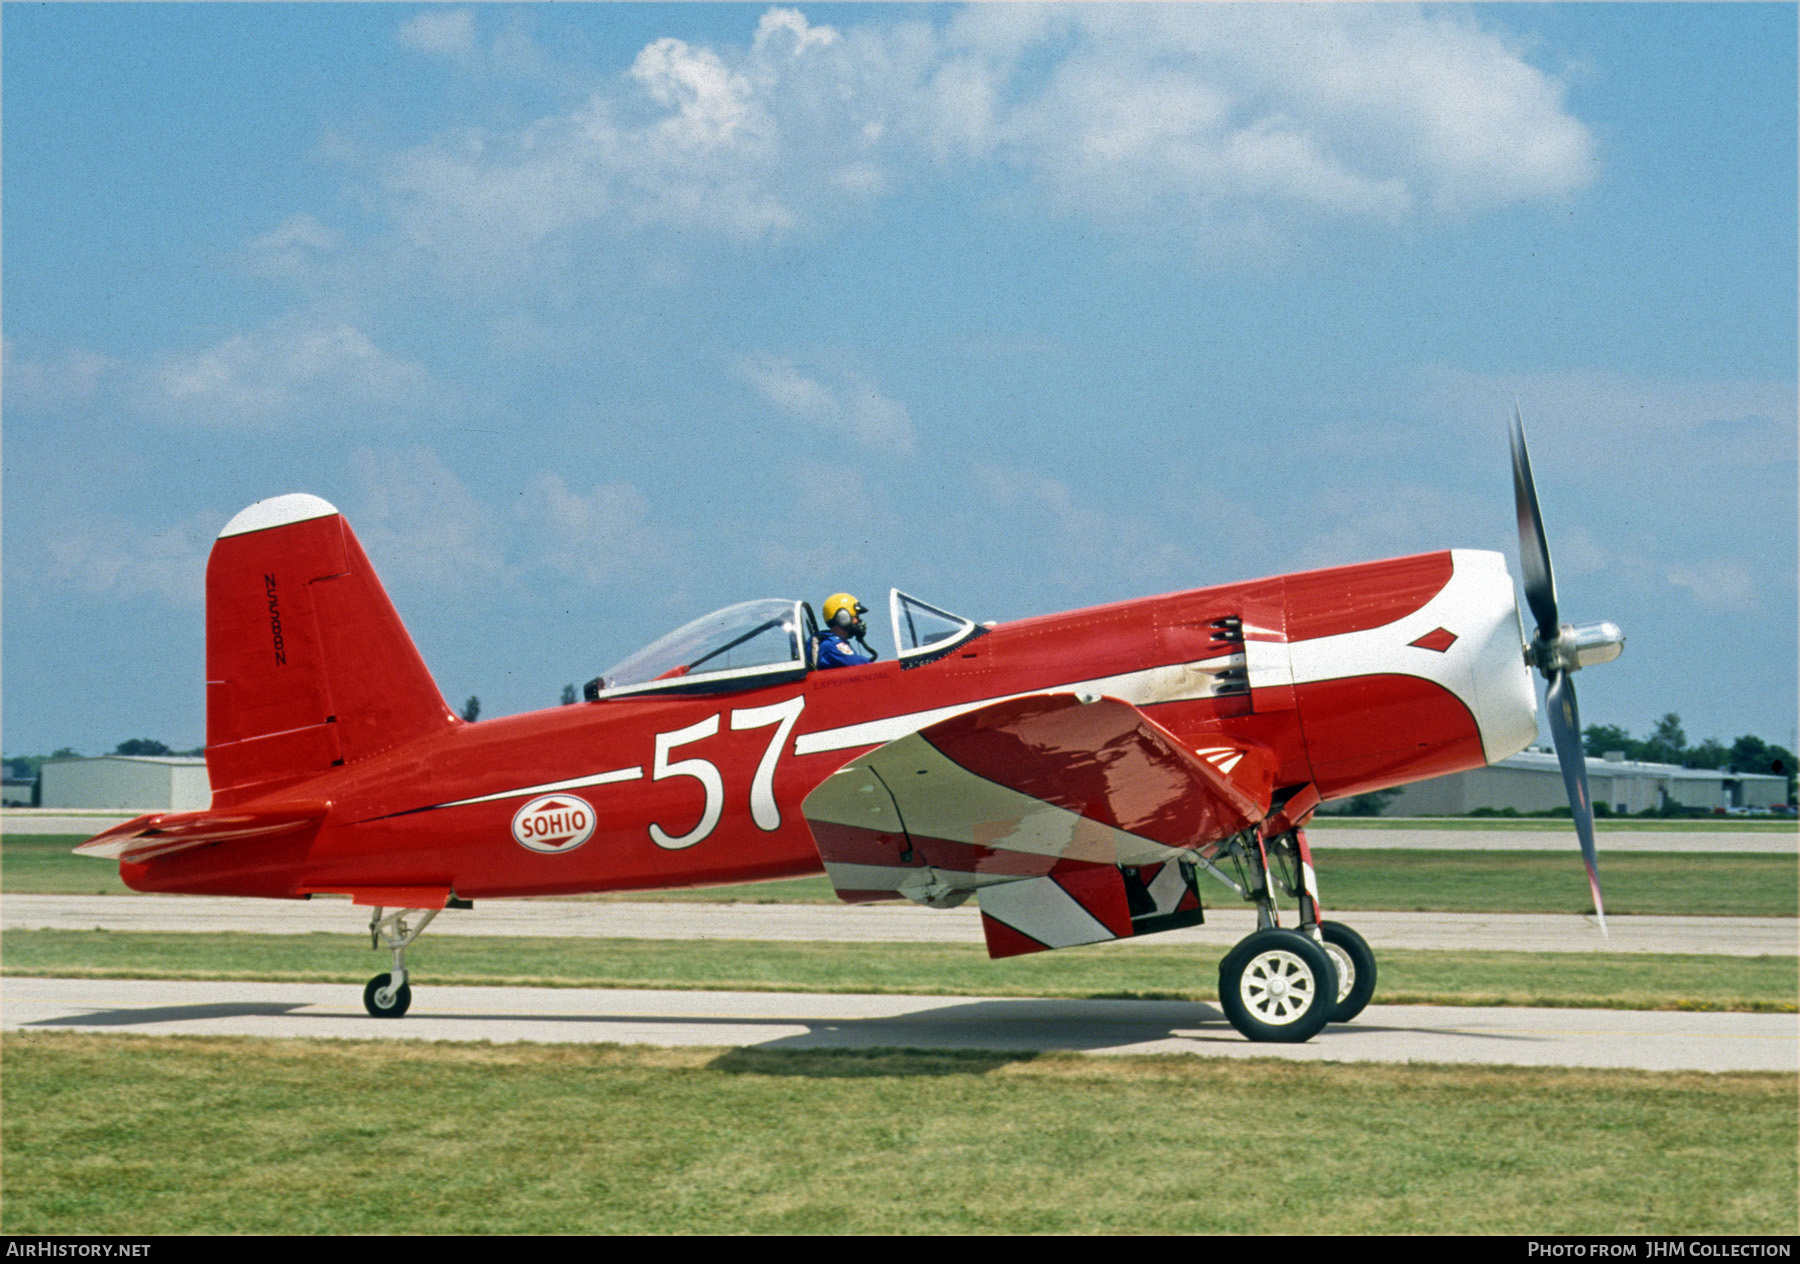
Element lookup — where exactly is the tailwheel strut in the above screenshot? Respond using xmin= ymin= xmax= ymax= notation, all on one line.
xmin=363 ymin=906 xmax=441 ymax=1018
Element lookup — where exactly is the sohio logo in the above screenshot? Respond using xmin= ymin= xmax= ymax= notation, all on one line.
xmin=511 ymin=794 xmax=596 ymax=854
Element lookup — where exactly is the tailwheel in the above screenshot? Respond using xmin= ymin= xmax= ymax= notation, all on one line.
xmin=363 ymin=971 xmax=413 ymax=1018
xmin=1318 ymin=921 xmax=1377 ymax=1023
xmin=1218 ymin=928 xmax=1338 ymax=1043
xmin=361 ymin=906 xmax=443 ymax=1018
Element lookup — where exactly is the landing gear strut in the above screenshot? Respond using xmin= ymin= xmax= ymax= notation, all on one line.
xmin=362 ymin=906 xmax=440 ymax=1018
xmin=1205 ymin=826 xmax=1377 ymax=1040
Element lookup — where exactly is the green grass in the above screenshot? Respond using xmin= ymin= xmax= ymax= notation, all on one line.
xmin=3 ymin=835 xmax=133 ymax=894
xmin=7 ymin=929 xmax=1794 ymax=1012
xmin=1309 ymin=850 xmax=1798 ymax=916
xmin=3 ymin=1033 xmax=1792 ymax=1234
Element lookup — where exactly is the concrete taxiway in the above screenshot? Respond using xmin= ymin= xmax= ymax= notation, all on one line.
xmin=6 ymin=892 xmax=1794 ymax=956
xmin=4 ymin=976 xmax=1793 ymax=1072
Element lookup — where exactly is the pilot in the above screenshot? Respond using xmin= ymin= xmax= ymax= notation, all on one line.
xmin=816 ymin=593 xmax=878 ymax=668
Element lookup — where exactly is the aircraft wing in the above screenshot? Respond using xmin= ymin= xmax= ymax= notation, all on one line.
xmin=800 ymin=693 xmax=1275 ymax=958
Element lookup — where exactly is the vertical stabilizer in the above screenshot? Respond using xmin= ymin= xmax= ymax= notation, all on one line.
xmin=205 ymin=494 xmax=457 ymax=806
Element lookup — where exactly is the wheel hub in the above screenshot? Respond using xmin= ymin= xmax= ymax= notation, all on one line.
xmin=1239 ymin=949 xmax=1316 ymax=1025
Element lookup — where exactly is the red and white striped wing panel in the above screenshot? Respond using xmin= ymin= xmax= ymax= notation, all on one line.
xmin=801 ymin=693 xmax=1274 ymax=905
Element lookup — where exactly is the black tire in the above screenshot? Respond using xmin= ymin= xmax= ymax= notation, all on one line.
xmin=1217 ymin=928 xmax=1338 ymax=1043
xmin=1319 ymin=921 xmax=1377 ymax=1023
xmin=363 ymin=972 xmax=412 ymax=1018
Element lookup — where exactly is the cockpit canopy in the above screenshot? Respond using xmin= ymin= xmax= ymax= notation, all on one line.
xmin=590 ymin=589 xmax=982 ymax=699
xmin=596 ymin=599 xmax=811 ymax=698
xmin=889 ymin=590 xmax=978 ymax=661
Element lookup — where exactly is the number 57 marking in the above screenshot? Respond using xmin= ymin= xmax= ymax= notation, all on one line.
xmin=648 ymin=695 xmax=806 ymax=850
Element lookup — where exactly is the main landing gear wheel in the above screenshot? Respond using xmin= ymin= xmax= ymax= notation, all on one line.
xmin=1318 ymin=921 xmax=1377 ymax=1024
xmin=1218 ymin=928 xmax=1338 ymax=1044
xmin=363 ymin=972 xmax=413 ymax=1018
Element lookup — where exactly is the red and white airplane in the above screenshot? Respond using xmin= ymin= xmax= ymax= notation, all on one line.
xmin=78 ymin=414 xmax=1622 ymax=1042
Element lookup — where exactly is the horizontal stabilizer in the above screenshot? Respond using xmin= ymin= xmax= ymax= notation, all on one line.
xmin=74 ymin=802 xmax=327 ymax=863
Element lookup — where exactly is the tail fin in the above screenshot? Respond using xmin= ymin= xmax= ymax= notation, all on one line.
xmin=205 ymin=494 xmax=457 ymax=806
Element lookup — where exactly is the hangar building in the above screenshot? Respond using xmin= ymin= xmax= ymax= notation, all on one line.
xmin=38 ymin=756 xmax=211 ymax=811
xmin=1379 ymin=748 xmax=1790 ymax=816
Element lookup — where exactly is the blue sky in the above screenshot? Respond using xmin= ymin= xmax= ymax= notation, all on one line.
xmin=5 ymin=3 xmax=1795 ymax=758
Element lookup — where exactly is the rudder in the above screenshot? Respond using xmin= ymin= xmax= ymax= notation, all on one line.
xmin=205 ymin=494 xmax=457 ymax=806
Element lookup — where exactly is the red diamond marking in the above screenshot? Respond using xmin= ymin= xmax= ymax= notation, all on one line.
xmin=1409 ymin=627 xmax=1458 ymax=653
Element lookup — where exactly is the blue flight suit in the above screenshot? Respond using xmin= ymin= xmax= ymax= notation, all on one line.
xmin=815 ymin=630 xmax=873 ymax=668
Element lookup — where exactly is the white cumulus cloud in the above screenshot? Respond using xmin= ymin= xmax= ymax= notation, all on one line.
xmin=144 ymin=312 xmax=446 ymax=427
xmin=3 ymin=340 xmax=124 ymax=415
xmin=46 ymin=512 xmax=218 ymax=607
xmin=241 ymin=214 xmax=343 ymax=282
xmin=397 ymin=9 xmax=478 ymax=63
xmin=735 ymin=354 xmax=915 ymax=453
xmin=360 ymin=5 xmax=1592 ymax=265
xmin=754 ymin=7 xmax=840 ymax=57
xmin=918 ymin=4 xmax=1592 ymax=240
xmin=1667 ymin=560 xmax=1758 ymax=613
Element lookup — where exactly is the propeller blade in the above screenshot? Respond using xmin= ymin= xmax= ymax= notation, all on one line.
xmin=1509 ymin=403 xmax=1560 ymax=643
xmin=1545 ymin=668 xmax=1607 ymax=935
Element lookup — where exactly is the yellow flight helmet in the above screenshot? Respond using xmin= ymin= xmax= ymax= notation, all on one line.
xmin=823 ymin=592 xmax=867 ymax=629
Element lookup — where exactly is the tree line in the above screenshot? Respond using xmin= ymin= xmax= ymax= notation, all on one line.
xmin=4 ymin=740 xmax=205 ymax=782
xmin=1582 ymin=713 xmax=1795 ymax=800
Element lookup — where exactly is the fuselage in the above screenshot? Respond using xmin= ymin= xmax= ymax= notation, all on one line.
xmin=122 ymin=548 xmax=1536 ymax=900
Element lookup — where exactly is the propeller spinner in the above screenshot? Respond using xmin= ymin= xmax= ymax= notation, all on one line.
xmin=1510 ymin=404 xmax=1626 ymax=933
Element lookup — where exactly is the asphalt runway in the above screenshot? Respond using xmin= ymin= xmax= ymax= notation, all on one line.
xmin=4 ymin=976 xmax=1793 ymax=1072
xmin=7 ymin=892 xmax=1794 ymax=956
